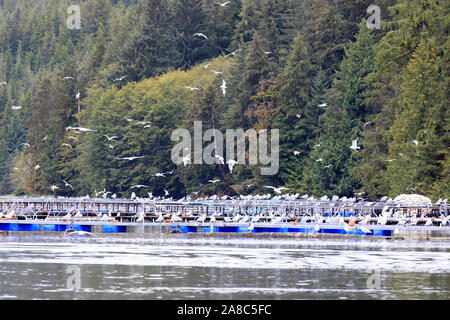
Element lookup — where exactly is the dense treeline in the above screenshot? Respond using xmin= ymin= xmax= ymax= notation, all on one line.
xmin=0 ymin=0 xmax=448 ymax=201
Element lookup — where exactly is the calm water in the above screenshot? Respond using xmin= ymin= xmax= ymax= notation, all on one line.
xmin=0 ymin=234 xmax=449 ymax=300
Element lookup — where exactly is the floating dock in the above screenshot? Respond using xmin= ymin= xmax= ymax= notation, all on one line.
xmin=0 ymin=197 xmax=448 ymax=238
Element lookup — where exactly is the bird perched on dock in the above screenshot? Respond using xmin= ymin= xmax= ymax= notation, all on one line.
xmin=424 ymin=218 xmax=433 ymax=226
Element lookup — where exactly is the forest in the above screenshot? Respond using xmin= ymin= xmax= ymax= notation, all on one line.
xmin=0 ymin=0 xmax=448 ymax=201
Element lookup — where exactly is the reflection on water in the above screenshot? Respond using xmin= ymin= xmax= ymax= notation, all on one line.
xmin=0 ymin=235 xmax=449 ymax=300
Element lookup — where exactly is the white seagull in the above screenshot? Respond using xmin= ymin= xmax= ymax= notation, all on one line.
xmin=185 ymin=86 xmax=201 ymax=91
xmin=117 ymin=156 xmax=145 ymax=161
xmin=113 ymin=75 xmax=127 ymax=82
xmin=263 ymin=186 xmax=289 ymax=194
xmin=215 ymin=1 xmax=231 ymax=6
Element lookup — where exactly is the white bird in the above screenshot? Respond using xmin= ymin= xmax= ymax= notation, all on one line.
xmin=323 ymin=164 xmax=332 ymax=169
xmin=35 ymin=164 xmax=40 ymax=170
xmin=226 ymin=49 xmax=241 ymax=57
xmin=76 ymin=92 xmax=80 ymax=100
xmin=196 ymin=214 xmax=207 ymax=223
xmin=62 ymin=143 xmax=72 ymax=149
xmin=296 ymin=114 xmax=302 ymax=118
xmin=209 ymin=179 xmax=220 ymax=184
xmin=68 ymin=136 xmax=77 ymax=141
xmin=264 ymin=51 xmax=272 ymax=55
xmin=247 ymin=223 xmax=254 ymax=232
xmin=350 ymin=139 xmax=360 ymax=151
xmin=193 ymin=33 xmax=208 ymax=40
xmin=185 ymin=86 xmax=201 ymax=91
xmin=63 ymin=76 xmax=74 ymax=80
xmin=215 ymin=1 xmax=231 ymax=6
xmin=227 ymin=159 xmax=238 ymax=173
xmin=0 ymin=81 xmax=7 ymax=85
xmin=359 ymin=226 xmax=372 ymax=234
xmin=65 ymin=230 xmax=96 ymax=237
xmin=113 ymin=75 xmax=127 ymax=82
xmin=424 ymin=218 xmax=433 ymax=226
xmin=117 ymin=156 xmax=145 ymax=161
xmin=131 ymin=185 xmax=148 ymax=189
xmin=182 ymin=155 xmax=191 ymax=167
xmin=411 ymin=140 xmax=419 ymax=146
xmin=263 ymin=186 xmax=288 ymax=194
xmin=212 ymin=70 xmax=223 ymax=75
xmin=21 ymin=143 xmax=30 ymax=148
xmin=293 ymin=151 xmax=301 ymax=156
xmin=104 ymin=135 xmax=118 ymax=141
xmin=385 ymin=159 xmax=397 ymax=162
xmin=164 ymin=190 xmax=170 ymax=197
xmin=319 ymin=103 xmax=327 ymax=107
xmin=214 ymin=154 xmax=225 ymax=164
xmin=11 ymin=106 xmax=22 ymax=110
xmin=316 ymin=158 xmax=323 ymax=162
xmin=62 ymin=180 xmax=73 ymax=189
xmin=364 ymin=121 xmax=373 ymax=127
xmin=154 ymin=173 xmax=166 ymax=178
xmin=65 ymin=126 xmax=97 ymax=132
xmin=51 ymin=185 xmax=59 ymax=192
xmin=220 ymin=79 xmax=227 ymax=96
xmin=204 ymin=63 xmax=211 ymax=69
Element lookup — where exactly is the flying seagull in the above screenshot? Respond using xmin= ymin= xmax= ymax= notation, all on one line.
xmin=209 ymin=179 xmax=220 ymax=184
xmin=182 ymin=155 xmax=191 ymax=167
xmin=113 ymin=75 xmax=128 ymax=82
xmin=185 ymin=86 xmax=201 ymax=91
xmin=62 ymin=180 xmax=73 ymax=189
xmin=62 ymin=143 xmax=72 ymax=149
xmin=11 ymin=106 xmax=22 ymax=110
xmin=225 ymin=49 xmax=241 ymax=57
xmin=318 ymin=103 xmax=327 ymax=107
xmin=350 ymin=139 xmax=360 ymax=151
xmin=293 ymin=151 xmax=301 ymax=156
xmin=220 ymin=79 xmax=227 ymax=95
xmin=131 ymin=185 xmax=148 ymax=189
xmin=227 ymin=159 xmax=238 ymax=173
xmin=117 ymin=156 xmax=145 ymax=161
xmin=65 ymin=126 xmax=97 ymax=132
xmin=263 ymin=186 xmax=289 ymax=194
xmin=193 ymin=33 xmax=208 ymax=40
xmin=104 ymin=135 xmax=118 ymax=141
xmin=63 ymin=76 xmax=74 ymax=80
xmin=215 ymin=1 xmax=231 ymax=6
